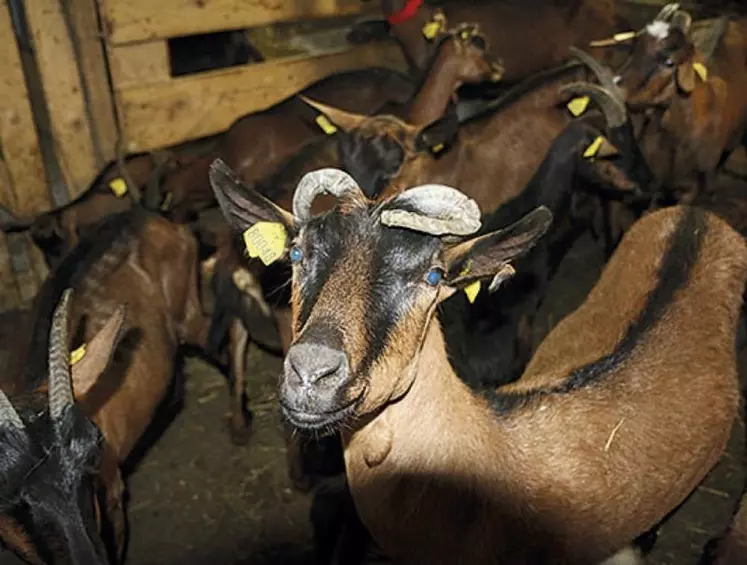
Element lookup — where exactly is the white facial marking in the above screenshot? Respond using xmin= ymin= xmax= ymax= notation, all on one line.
xmin=646 ymin=21 xmax=670 ymax=40
xmin=599 ymin=547 xmax=643 ymax=565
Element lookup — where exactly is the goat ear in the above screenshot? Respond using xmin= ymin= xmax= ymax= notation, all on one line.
xmin=414 ymin=113 xmax=459 ymax=155
xmin=209 ymin=158 xmax=295 ymax=233
xmin=444 ymin=206 xmax=553 ymax=291
xmin=676 ymin=62 xmax=696 ymax=93
xmin=299 ymin=96 xmax=366 ymax=132
xmin=71 ymin=305 xmax=126 ymax=399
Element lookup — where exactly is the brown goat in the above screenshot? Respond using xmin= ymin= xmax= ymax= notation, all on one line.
xmin=379 ymin=0 xmax=622 ymax=82
xmin=199 ymin=24 xmax=501 ymax=449
xmin=590 ymin=5 xmax=747 ymax=204
xmin=211 ymin=163 xmax=747 ymax=564
xmin=0 ymin=209 xmax=210 ymax=563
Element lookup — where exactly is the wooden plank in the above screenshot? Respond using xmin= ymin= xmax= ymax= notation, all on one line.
xmin=25 ymin=0 xmax=97 ymax=199
xmin=109 ymin=41 xmax=170 ymax=90
xmin=68 ymin=0 xmax=119 ymax=167
xmin=0 ymin=1 xmax=50 ymax=217
xmin=117 ymin=42 xmax=407 ymax=152
xmin=100 ymin=0 xmax=364 ymax=45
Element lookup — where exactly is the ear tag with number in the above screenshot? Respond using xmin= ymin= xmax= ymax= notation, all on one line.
xmin=567 ymin=96 xmax=590 ymax=117
xmin=692 ymin=62 xmax=708 ymax=82
xmin=70 ymin=344 xmax=86 ymax=366
xmin=422 ymin=20 xmax=442 ymax=40
xmin=315 ymin=114 xmax=338 ymax=135
xmin=431 ymin=142 xmax=445 ymax=154
xmin=458 ymin=260 xmax=481 ymax=304
xmin=583 ymin=135 xmax=606 ymax=159
xmin=243 ymin=222 xmax=287 ymax=266
xmin=160 ymin=191 xmax=173 ymax=211
xmin=109 ymin=178 xmax=128 ymax=198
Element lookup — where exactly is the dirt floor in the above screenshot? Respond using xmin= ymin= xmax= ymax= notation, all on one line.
xmin=120 ymin=215 xmax=747 ymax=565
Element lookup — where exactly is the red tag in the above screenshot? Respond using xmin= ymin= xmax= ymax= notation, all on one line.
xmin=387 ymin=0 xmax=424 ymax=25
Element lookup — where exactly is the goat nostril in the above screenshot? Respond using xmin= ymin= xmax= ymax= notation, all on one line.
xmin=306 ymin=358 xmax=344 ymax=385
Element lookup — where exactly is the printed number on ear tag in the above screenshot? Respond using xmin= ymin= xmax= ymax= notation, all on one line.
xmin=315 ymin=115 xmax=338 ymax=136
xmin=583 ymin=136 xmax=606 ymax=159
xmin=70 ymin=344 xmax=86 ymax=366
xmin=109 ymin=178 xmax=128 ymax=198
xmin=422 ymin=20 xmax=442 ymax=40
xmin=464 ymin=281 xmax=481 ymax=304
xmin=692 ymin=62 xmax=708 ymax=82
xmin=243 ymin=222 xmax=287 ymax=266
xmin=567 ymin=96 xmax=590 ymax=117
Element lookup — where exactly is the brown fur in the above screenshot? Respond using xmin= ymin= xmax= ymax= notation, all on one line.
xmin=0 ymin=212 xmax=210 ymax=561
xmin=295 ymin=205 xmax=746 ymax=563
xmin=617 ymin=17 xmax=747 ymax=203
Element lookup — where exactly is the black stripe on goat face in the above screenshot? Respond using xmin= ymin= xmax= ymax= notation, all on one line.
xmin=0 ymin=406 xmax=108 ymax=565
xmin=616 ymin=26 xmax=692 ymax=107
xmin=281 ymin=202 xmax=444 ymax=431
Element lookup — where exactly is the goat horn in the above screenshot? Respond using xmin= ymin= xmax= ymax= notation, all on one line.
xmin=0 ymin=390 xmax=23 ymax=429
xmin=48 ymin=288 xmax=74 ymax=421
xmin=671 ymin=10 xmax=692 ymax=33
xmin=292 ymin=168 xmax=365 ymax=221
xmin=381 ymin=184 xmax=482 ymax=236
xmin=561 ymin=82 xmax=627 ymax=128
xmin=654 ymin=3 xmax=680 ymax=22
xmin=569 ymin=47 xmax=624 ymax=103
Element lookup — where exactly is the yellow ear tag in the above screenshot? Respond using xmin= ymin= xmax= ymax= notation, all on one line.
xmin=242 ymin=222 xmax=287 ymax=266
xmin=567 ymin=96 xmax=590 ymax=117
xmin=70 ymin=344 xmax=86 ymax=366
xmin=692 ymin=62 xmax=708 ymax=82
xmin=422 ymin=20 xmax=442 ymax=40
xmin=160 ymin=191 xmax=173 ymax=212
xmin=613 ymin=31 xmax=637 ymax=41
xmin=109 ymin=178 xmax=128 ymax=198
xmin=583 ymin=135 xmax=606 ymax=159
xmin=431 ymin=142 xmax=445 ymax=153
xmin=464 ymin=281 xmax=481 ymax=304
xmin=315 ymin=114 xmax=338 ymax=136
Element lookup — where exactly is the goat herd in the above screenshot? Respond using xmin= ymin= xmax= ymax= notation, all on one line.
xmin=1 ymin=0 xmax=747 ymax=563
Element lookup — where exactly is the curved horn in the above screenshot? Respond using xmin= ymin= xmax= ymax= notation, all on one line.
xmin=654 ymin=3 xmax=680 ymax=22
xmin=292 ymin=168 xmax=365 ymax=221
xmin=569 ymin=46 xmax=624 ymax=102
xmin=561 ymin=82 xmax=627 ymax=128
xmin=671 ymin=10 xmax=692 ymax=34
xmin=48 ymin=288 xmax=74 ymax=421
xmin=0 ymin=390 xmax=23 ymax=429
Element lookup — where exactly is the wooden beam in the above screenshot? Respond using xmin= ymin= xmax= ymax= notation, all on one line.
xmin=68 ymin=0 xmax=119 ymax=167
xmin=99 ymin=0 xmax=364 ymax=45
xmin=117 ymin=42 xmax=407 ymax=152
xmin=25 ymin=0 xmax=97 ymax=199
xmin=108 ymin=40 xmax=171 ymax=90
xmin=0 ymin=1 xmax=50 ymax=217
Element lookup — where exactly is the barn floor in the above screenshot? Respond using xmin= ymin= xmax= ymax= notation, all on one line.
xmin=123 ymin=203 xmax=747 ymax=565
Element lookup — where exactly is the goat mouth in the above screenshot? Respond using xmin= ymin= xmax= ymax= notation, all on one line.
xmin=281 ymin=391 xmax=365 ymax=432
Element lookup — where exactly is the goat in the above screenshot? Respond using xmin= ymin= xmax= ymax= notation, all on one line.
xmin=579 ymin=4 xmax=747 ymax=205
xmin=377 ymin=0 xmax=623 ymax=82
xmin=0 ymin=209 xmax=210 ymax=563
xmin=199 ymin=23 xmax=501 ymax=447
xmin=0 ymin=152 xmax=183 ymax=269
xmin=210 ymin=163 xmax=747 ymax=564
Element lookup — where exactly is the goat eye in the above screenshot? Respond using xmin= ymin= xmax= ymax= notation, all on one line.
xmin=425 ymin=268 xmax=444 ymax=286
xmin=289 ymin=246 xmax=303 ymax=263
xmin=664 ymin=57 xmax=675 ymax=68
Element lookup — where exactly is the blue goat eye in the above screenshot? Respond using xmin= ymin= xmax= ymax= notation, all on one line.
xmin=425 ymin=268 xmax=443 ymax=286
xmin=289 ymin=246 xmax=303 ymax=263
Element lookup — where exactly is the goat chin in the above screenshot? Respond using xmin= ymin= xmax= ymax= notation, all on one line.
xmin=599 ymin=547 xmax=643 ymax=565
